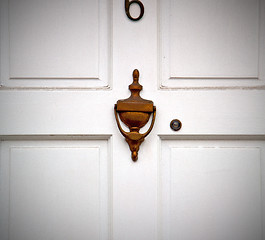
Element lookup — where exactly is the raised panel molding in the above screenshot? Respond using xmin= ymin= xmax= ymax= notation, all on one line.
xmin=0 ymin=0 xmax=111 ymax=88
xmin=160 ymin=139 xmax=265 ymax=240
xmin=0 ymin=139 xmax=111 ymax=240
xmin=159 ymin=0 xmax=265 ymax=89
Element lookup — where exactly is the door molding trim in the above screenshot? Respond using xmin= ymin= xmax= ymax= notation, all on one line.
xmin=0 ymin=134 xmax=112 ymax=141
xmin=159 ymin=134 xmax=265 ymax=140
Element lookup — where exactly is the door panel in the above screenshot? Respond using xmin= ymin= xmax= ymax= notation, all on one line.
xmin=160 ymin=0 xmax=265 ymax=88
xmin=1 ymin=0 xmax=111 ymax=88
xmin=0 ymin=140 xmax=111 ymax=240
xmin=160 ymin=139 xmax=264 ymax=240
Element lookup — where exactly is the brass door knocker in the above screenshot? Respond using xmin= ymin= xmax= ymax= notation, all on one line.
xmin=114 ymin=69 xmax=156 ymax=161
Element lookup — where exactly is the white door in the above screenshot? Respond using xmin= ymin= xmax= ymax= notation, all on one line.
xmin=1 ymin=1 xmax=265 ymax=240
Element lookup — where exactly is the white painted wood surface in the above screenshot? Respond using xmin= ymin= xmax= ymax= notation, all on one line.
xmin=161 ymin=140 xmax=264 ymax=240
xmin=0 ymin=1 xmax=264 ymax=240
xmin=1 ymin=0 xmax=111 ymax=88
xmin=0 ymin=140 xmax=110 ymax=240
xmin=160 ymin=0 xmax=265 ymax=88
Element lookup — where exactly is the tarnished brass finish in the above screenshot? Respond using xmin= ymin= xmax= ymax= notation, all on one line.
xmin=170 ymin=119 xmax=182 ymax=131
xmin=114 ymin=69 xmax=156 ymax=161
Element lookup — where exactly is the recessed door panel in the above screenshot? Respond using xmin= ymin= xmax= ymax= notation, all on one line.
xmin=0 ymin=139 xmax=110 ymax=240
xmin=159 ymin=0 xmax=265 ymax=88
xmin=160 ymin=139 xmax=264 ymax=240
xmin=1 ymin=0 xmax=111 ymax=88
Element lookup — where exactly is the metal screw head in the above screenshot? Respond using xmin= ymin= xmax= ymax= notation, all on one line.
xmin=170 ymin=119 xmax=182 ymax=131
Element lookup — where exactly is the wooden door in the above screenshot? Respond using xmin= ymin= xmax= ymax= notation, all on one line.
xmin=1 ymin=1 xmax=265 ymax=240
